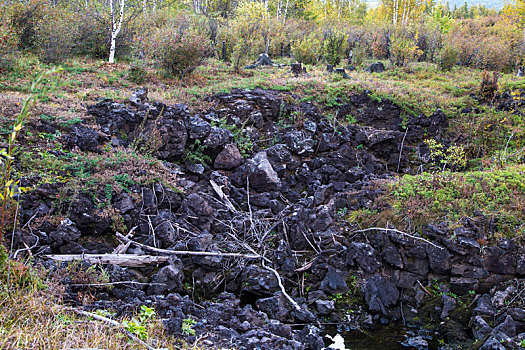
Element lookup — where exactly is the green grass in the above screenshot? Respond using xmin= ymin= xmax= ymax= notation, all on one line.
xmin=388 ymin=166 xmax=525 ymax=238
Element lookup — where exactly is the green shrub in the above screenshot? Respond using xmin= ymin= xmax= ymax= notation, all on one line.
xmin=389 ymin=32 xmax=422 ymax=66
xmin=227 ymin=1 xmax=270 ymax=70
xmin=292 ymin=33 xmax=322 ymax=65
xmin=0 ymin=21 xmax=18 ymax=72
xmin=143 ymin=26 xmax=211 ymax=78
xmin=0 ymin=23 xmax=18 ymax=57
xmin=439 ymin=45 xmax=459 ymax=71
xmin=323 ymin=29 xmax=347 ymax=66
xmin=127 ymin=63 xmax=147 ymax=84
xmin=370 ymin=30 xmax=390 ymax=59
xmin=475 ymin=35 xmax=515 ymax=72
xmin=33 ymin=7 xmax=78 ymax=64
xmin=9 ymin=1 xmax=47 ymax=50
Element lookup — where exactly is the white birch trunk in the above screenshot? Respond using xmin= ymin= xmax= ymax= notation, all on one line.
xmin=109 ymin=0 xmax=125 ymax=64
xmin=283 ymin=0 xmax=290 ymax=22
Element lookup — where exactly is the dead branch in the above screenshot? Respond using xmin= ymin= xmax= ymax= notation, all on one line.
xmin=63 ymin=306 xmax=167 ymax=350
xmin=116 ymin=233 xmax=263 ymax=259
xmin=351 ymin=227 xmax=445 ymax=250
xmin=70 ymin=281 xmax=166 ymax=287
xmin=210 ymin=179 xmax=237 ymax=213
xmin=397 ymin=126 xmax=409 ymax=173
xmin=262 ymin=261 xmax=301 ymax=311
xmin=416 ymin=280 xmax=432 ymax=296
xmin=44 ymin=254 xmax=169 ymax=267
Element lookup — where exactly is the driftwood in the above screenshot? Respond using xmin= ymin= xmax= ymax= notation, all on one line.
xmin=44 ymin=254 xmax=169 ymax=267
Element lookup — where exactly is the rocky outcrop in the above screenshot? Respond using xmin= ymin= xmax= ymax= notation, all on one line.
xmin=15 ymin=88 xmax=525 ymax=350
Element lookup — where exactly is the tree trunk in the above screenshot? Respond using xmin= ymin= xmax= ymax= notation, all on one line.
xmin=109 ymin=0 xmax=125 ymax=64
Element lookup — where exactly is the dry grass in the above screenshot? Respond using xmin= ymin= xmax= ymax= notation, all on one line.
xmin=0 ymin=284 xmax=206 ymax=350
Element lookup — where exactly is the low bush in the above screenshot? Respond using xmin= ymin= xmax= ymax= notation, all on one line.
xmin=323 ymin=28 xmax=347 ymax=66
xmin=33 ymin=7 xmax=78 ymax=63
xmin=9 ymin=1 xmax=47 ymax=50
xmin=227 ymin=1 xmax=270 ymax=70
xmin=389 ymin=31 xmax=422 ymax=66
xmin=127 ymin=62 xmax=148 ymax=84
xmin=292 ymin=32 xmax=322 ymax=65
xmin=439 ymin=44 xmax=459 ymax=71
xmin=475 ymin=35 xmax=516 ymax=72
xmin=142 ymin=26 xmax=211 ymax=78
xmin=389 ymin=166 xmax=525 ymax=238
xmin=370 ymin=30 xmax=390 ymax=59
xmin=0 ymin=23 xmax=18 ymax=57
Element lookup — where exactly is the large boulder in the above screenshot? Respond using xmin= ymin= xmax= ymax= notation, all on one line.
xmin=362 ymin=274 xmax=399 ymax=315
xmin=215 ymin=144 xmax=242 ymax=170
xmin=365 ymin=62 xmax=385 ymax=73
xmin=245 ymin=151 xmax=281 ymax=192
xmin=66 ymin=125 xmax=100 ymax=152
xmin=148 ymin=257 xmax=185 ymax=295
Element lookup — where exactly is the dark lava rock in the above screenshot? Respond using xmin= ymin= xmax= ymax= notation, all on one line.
xmin=365 ymin=62 xmax=385 ymax=73
xmin=334 ymin=68 xmax=349 ymax=79
xmin=66 ymin=125 xmax=100 ymax=152
xmin=180 ymin=194 xmax=215 ymax=231
xmin=130 ymin=87 xmax=148 ymax=106
xmin=214 ymin=144 xmax=242 ymax=170
xmin=320 ymin=266 xmax=349 ymax=295
xmin=113 ymin=192 xmax=135 ymax=214
xmin=484 ymin=247 xmax=516 ymax=275
xmin=451 ymin=264 xmax=489 ymax=280
xmin=256 ymin=293 xmax=290 ymax=322
xmin=474 ymin=294 xmax=497 ymax=317
xmin=382 ymin=246 xmax=404 ymax=269
xmin=69 ymin=194 xmax=111 ymax=235
xmin=49 ymin=218 xmax=81 ymax=249
xmin=441 ymin=294 xmax=456 ymax=319
xmin=186 ymin=162 xmax=205 ymax=175
xmin=315 ymin=299 xmax=335 ymax=315
xmin=150 ymin=210 xmax=180 ymax=247
xmin=283 ymin=131 xmax=315 ymax=156
xmin=426 ymin=245 xmax=451 ymax=274
xmin=203 ymin=126 xmax=232 ymax=151
xmin=155 ymin=118 xmax=188 ymax=161
xmin=480 ymin=338 xmax=506 ymax=350
xmin=400 ymin=336 xmax=428 ymax=349
xmin=294 ymin=325 xmax=324 ymax=350
xmin=254 ymin=53 xmax=274 ymax=66
xmin=291 ymin=63 xmax=303 ymax=76
xmin=493 ymin=315 xmax=516 ymax=337
xmin=266 ymin=144 xmax=298 ymax=175
xmin=346 ymin=242 xmax=381 ymax=273
xmin=245 ymin=151 xmax=281 ymax=192
xmin=148 ymin=257 xmax=184 ymax=295
xmin=362 ymin=274 xmax=399 ymax=315
xmin=186 ymin=115 xmax=211 ymax=140
xmin=450 ymin=277 xmax=479 ymax=295
xmin=472 ymin=315 xmax=493 ymax=340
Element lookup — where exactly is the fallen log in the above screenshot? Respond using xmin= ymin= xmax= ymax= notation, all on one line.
xmin=116 ymin=233 xmax=263 ymax=259
xmin=43 ymin=254 xmax=169 ymax=267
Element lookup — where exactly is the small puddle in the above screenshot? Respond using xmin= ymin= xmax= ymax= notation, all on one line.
xmin=324 ymin=324 xmax=442 ymax=350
